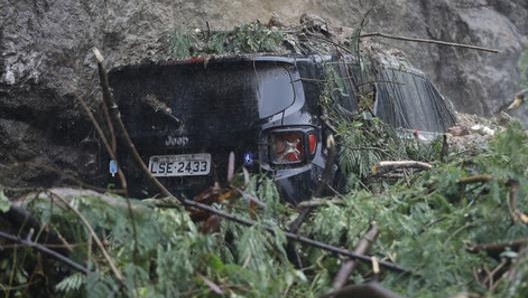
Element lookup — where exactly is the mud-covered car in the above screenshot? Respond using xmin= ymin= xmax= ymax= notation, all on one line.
xmin=106 ymin=53 xmax=455 ymax=204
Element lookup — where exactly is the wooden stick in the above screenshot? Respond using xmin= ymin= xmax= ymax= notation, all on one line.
xmin=457 ymin=174 xmax=493 ymax=185
xmin=75 ymin=94 xmax=128 ymax=194
xmin=466 ymin=238 xmax=528 ymax=255
xmin=360 ymin=32 xmax=500 ymax=53
xmin=371 ymin=160 xmax=432 ymax=175
xmin=332 ymin=222 xmax=379 ymax=290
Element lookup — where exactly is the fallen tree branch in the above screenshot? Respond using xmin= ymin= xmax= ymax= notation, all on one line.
xmin=457 ymin=174 xmax=493 ymax=185
xmin=2 ymin=204 xmax=73 ymax=254
xmin=0 ymin=230 xmax=89 ymax=275
xmin=332 ymin=222 xmax=379 ymax=290
xmin=467 ymin=238 xmax=528 ymax=258
xmin=150 ymin=197 xmax=410 ymax=274
xmin=360 ymin=32 xmax=500 ymax=53
xmin=371 ymin=160 xmax=432 ymax=175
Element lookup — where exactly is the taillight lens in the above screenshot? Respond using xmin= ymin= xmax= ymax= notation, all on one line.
xmin=270 ymin=132 xmax=305 ymax=164
xmin=308 ymin=133 xmax=317 ymax=155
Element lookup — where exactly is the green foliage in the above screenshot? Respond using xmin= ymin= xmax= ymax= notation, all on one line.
xmin=2 ymin=114 xmax=528 ymax=297
xmin=518 ymin=46 xmax=528 ymax=89
xmin=0 ymin=188 xmax=9 ymax=212
xmin=166 ymin=22 xmax=284 ymax=58
xmin=301 ymin=122 xmax=528 ymax=297
xmin=55 ymin=273 xmax=85 ymax=294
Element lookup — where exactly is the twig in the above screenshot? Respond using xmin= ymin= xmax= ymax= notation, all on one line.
xmin=0 ymin=230 xmax=89 ymax=274
xmin=99 ymin=91 xmax=117 ymax=153
xmin=360 ymin=32 xmax=500 ymax=53
xmin=75 ymin=94 xmax=128 ymax=193
xmin=48 ymin=191 xmax=125 ymax=286
xmin=484 ymin=259 xmax=508 ymax=291
xmin=2 ymin=204 xmax=73 ymax=254
xmin=331 ymin=222 xmax=379 ymax=290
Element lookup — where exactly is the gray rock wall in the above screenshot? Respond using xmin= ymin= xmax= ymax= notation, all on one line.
xmin=1 ymin=0 xmax=527 ymax=188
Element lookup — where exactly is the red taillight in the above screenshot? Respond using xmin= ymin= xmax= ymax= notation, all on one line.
xmin=270 ymin=132 xmax=304 ymax=164
xmin=308 ymin=133 xmax=317 ymax=155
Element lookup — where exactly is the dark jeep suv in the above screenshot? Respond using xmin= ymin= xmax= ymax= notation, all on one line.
xmin=107 ymin=53 xmax=455 ymax=203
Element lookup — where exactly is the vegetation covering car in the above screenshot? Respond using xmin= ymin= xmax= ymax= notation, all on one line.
xmin=106 ymin=52 xmax=455 ymax=203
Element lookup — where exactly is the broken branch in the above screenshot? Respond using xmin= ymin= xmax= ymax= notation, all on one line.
xmin=360 ymin=32 xmax=500 ymax=53
xmin=371 ymin=160 xmax=432 ymax=175
xmin=457 ymin=174 xmax=493 ymax=185
xmin=149 ymin=197 xmax=409 ymax=273
xmin=332 ymin=222 xmax=379 ymax=290
xmin=0 ymin=230 xmax=89 ymax=275
xmin=467 ymin=238 xmax=528 ymax=254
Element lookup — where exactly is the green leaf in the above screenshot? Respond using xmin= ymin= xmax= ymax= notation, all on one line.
xmin=0 ymin=190 xmax=10 ymax=212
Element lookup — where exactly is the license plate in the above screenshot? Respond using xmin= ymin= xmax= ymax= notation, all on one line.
xmin=148 ymin=153 xmax=211 ymax=177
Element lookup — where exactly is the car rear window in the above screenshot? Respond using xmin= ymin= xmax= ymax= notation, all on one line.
xmin=254 ymin=64 xmax=295 ymax=118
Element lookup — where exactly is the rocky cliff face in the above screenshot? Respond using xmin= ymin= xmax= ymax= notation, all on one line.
xmin=1 ymin=0 xmax=527 ymax=189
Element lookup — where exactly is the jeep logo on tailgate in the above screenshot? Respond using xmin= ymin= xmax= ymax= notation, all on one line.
xmin=165 ymin=136 xmax=189 ymax=146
